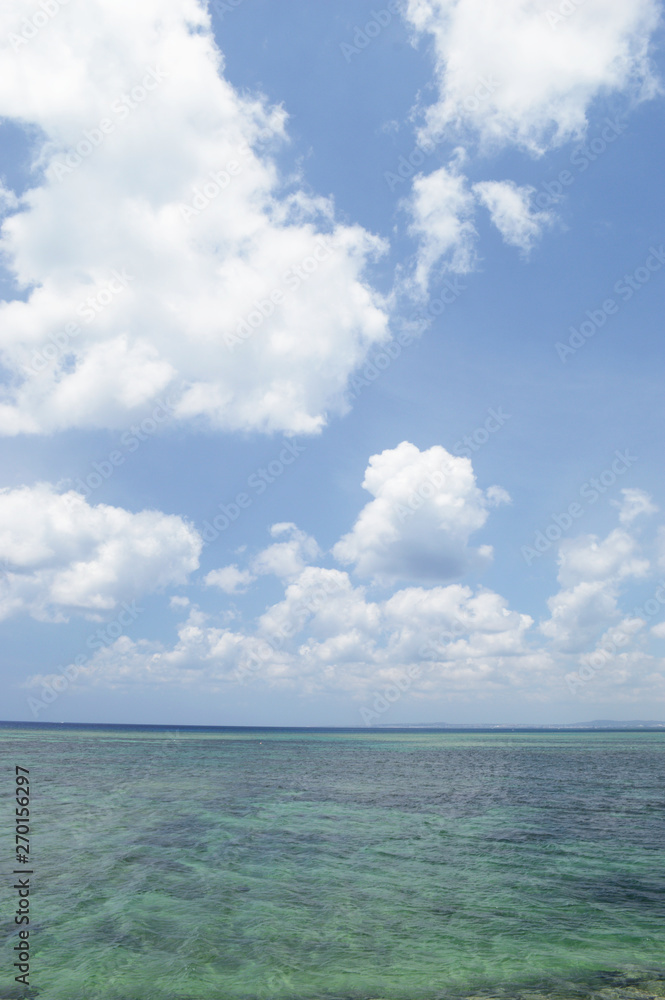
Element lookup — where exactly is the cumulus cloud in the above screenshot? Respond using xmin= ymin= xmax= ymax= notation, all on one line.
xmin=611 ymin=487 xmax=658 ymax=525
xmin=473 ymin=180 xmax=554 ymax=253
xmin=12 ymin=444 xmax=665 ymax=708
xmin=406 ymin=162 xmax=477 ymax=291
xmin=556 ymin=528 xmax=649 ymax=588
xmin=404 ymin=0 xmax=661 ymax=153
xmin=0 ymin=483 xmax=201 ymax=621
xmin=23 ymin=492 xmax=665 ymax=707
xmin=0 ymin=0 xmax=389 ymax=437
xmin=250 ymin=523 xmax=320 ymax=580
xmin=406 ymin=171 xmax=554 ymax=291
xmin=204 ymin=565 xmax=255 ymax=594
xmin=332 ymin=441 xmax=509 ymax=583
xmin=34 ymin=567 xmax=540 ymax=704
xmin=541 ymin=527 xmax=649 ymax=651
xmin=205 ymin=524 xmax=320 ymax=591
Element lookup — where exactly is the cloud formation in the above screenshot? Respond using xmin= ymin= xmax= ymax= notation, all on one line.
xmin=407 ymin=162 xmax=477 ymax=290
xmin=0 ymin=0 xmax=389 ymax=436
xmin=406 ymin=169 xmax=555 ymax=287
xmin=21 ymin=461 xmax=665 ymax=709
xmin=473 ymin=180 xmax=554 ymax=253
xmin=332 ymin=441 xmax=509 ymax=583
xmin=404 ymin=0 xmax=661 ymax=153
xmin=0 ymin=483 xmax=201 ymax=621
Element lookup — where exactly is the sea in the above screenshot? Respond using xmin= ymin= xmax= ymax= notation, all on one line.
xmin=1 ymin=724 xmax=664 ymax=1000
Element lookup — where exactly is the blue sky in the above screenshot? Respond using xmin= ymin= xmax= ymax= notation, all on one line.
xmin=1 ymin=0 xmax=665 ymax=726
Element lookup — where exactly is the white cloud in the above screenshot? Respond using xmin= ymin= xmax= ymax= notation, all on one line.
xmin=0 ymin=0 xmax=389 ymax=437
xmin=204 ymin=565 xmax=255 ymax=594
xmin=0 ymin=483 xmax=201 ymax=621
xmin=540 ymin=579 xmax=621 ymax=652
xmin=39 ymin=569 xmax=540 ymax=702
xmin=611 ymin=487 xmax=658 ymax=524
xmin=404 ymin=0 xmax=661 ymax=154
xmin=24 ymin=491 xmax=665 ymax=706
xmin=204 ymin=527 xmax=320 ymax=592
xmin=541 ymin=527 xmax=649 ymax=651
xmin=556 ymin=528 xmax=649 ymax=588
xmin=473 ymin=180 xmax=554 ymax=253
xmin=250 ymin=523 xmax=321 ymax=580
xmin=407 ymin=162 xmax=477 ymax=291
xmin=332 ymin=441 xmax=509 ymax=583
xmin=406 ymin=171 xmax=554 ymax=292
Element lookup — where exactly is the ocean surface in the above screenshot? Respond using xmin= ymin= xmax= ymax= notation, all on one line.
xmin=1 ymin=725 xmax=664 ymax=1000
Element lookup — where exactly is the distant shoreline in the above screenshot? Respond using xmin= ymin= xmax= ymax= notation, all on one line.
xmin=1 ymin=719 xmax=664 ymax=732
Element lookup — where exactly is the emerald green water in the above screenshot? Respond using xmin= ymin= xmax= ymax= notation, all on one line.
xmin=1 ymin=726 xmax=664 ymax=1000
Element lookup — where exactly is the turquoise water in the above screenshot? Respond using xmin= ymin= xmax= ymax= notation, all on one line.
xmin=1 ymin=726 xmax=664 ymax=1000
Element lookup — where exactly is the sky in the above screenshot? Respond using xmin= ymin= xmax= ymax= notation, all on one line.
xmin=1 ymin=0 xmax=665 ymax=726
